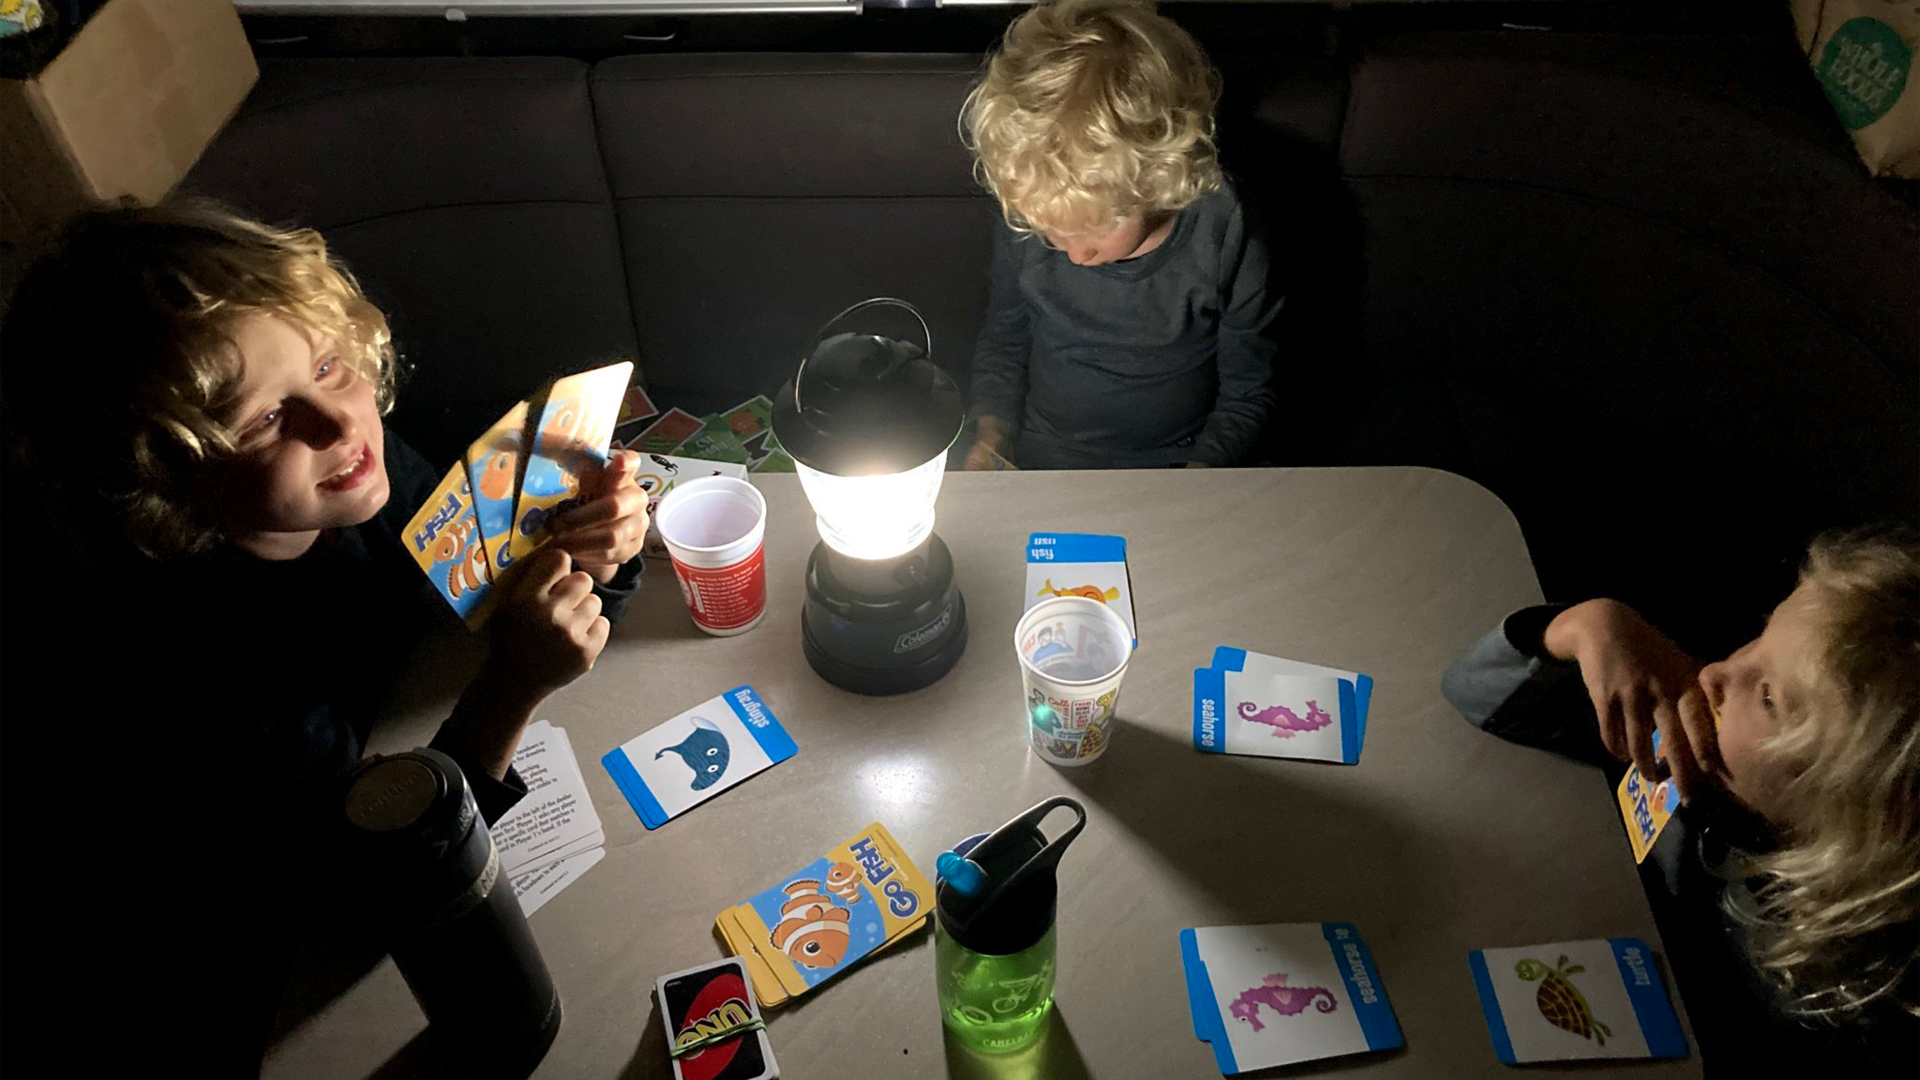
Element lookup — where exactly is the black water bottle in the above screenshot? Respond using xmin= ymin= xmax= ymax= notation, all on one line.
xmin=342 ymin=748 xmax=561 ymax=1078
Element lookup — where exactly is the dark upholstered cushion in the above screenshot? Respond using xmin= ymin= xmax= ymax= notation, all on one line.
xmin=184 ymin=58 xmax=637 ymax=464
xmin=592 ymin=54 xmax=994 ymax=413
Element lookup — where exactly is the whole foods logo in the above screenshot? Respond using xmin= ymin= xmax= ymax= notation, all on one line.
xmin=1816 ymin=17 xmax=1912 ymax=130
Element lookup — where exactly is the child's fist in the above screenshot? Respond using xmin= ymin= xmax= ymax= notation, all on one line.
xmin=491 ymin=547 xmax=609 ymax=698
xmin=550 ymin=448 xmax=650 ymax=582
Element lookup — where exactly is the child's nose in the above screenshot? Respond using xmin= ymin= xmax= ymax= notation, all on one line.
xmin=295 ymin=399 xmax=357 ymax=447
xmin=1697 ymin=662 xmax=1725 ymax=712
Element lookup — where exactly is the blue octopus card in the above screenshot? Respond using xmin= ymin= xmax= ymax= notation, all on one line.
xmin=1180 ymin=923 xmax=1402 ymax=1074
xmin=601 ymin=686 xmax=796 ymax=829
xmin=1468 ymin=938 xmax=1687 ymax=1063
xmin=1193 ymin=667 xmax=1362 ymax=764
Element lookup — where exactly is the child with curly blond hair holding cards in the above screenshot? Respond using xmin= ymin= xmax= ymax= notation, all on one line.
xmin=0 ymin=201 xmax=653 ymax=1071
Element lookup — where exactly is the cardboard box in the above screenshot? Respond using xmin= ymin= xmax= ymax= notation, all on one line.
xmin=0 ymin=0 xmax=257 ymax=244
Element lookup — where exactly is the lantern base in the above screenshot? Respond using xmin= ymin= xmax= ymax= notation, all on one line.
xmin=800 ymin=534 xmax=968 ymax=696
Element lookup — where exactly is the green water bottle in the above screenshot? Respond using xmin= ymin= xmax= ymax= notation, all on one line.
xmin=934 ymin=796 xmax=1087 ymax=1054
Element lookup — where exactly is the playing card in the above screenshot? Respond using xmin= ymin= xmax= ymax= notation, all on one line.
xmin=403 ymin=462 xmax=494 ymax=625
xmin=465 ymin=400 xmax=529 ymax=575
xmin=624 ymin=407 xmax=705 ymax=455
xmin=656 ymin=957 xmax=778 ymax=1080
xmin=713 ymin=822 xmax=932 ymax=1007
xmin=1026 ymin=533 xmax=1136 ymax=645
xmin=1616 ymin=763 xmax=1681 ymax=864
xmin=615 ymin=381 xmax=661 ymax=435
xmin=492 ymin=723 xmax=604 ymax=876
xmin=1468 ymin=938 xmax=1687 ymax=1063
xmin=507 ymin=360 xmax=633 ymax=565
xmin=1211 ymin=647 xmax=1374 ymax=745
xmin=1180 ymin=922 xmax=1403 ymax=1075
xmin=602 ymin=686 xmax=796 ymax=829
xmin=631 ymin=453 xmax=750 ymax=559
xmin=1193 ymin=668 xmax=1361 ymax=764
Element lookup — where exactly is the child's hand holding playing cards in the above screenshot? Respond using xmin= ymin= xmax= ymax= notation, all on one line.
xmin=547 ymin=447 xmax=651 ymax=584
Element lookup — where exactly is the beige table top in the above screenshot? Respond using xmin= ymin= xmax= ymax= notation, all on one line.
xmin=266 ymin=467 xmax=1698 ymax=1080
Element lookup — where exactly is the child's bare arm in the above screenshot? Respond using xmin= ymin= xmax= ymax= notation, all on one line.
xmin=1191 ymin=200 xmax=1281 ymax=466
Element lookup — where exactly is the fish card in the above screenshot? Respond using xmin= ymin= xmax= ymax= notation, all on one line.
xmin=1468 ymin=938 xmax=1687 ymax=1063
xmin=508 ymin=361 xmax=633 ymax=565
xmin=465 ymin=400 xmax=529 ymax=576
xmin=625 ymin=406 xmax=705 ymax=456
xmin=1192 ymin=668 xmax=1361 ymax=764
xmin=632 ymin=453 xmax=751 ymax=559
xmin=603 ymin=687 xmax=795 ymax=830
xmin=713 ymin=823 xmax=931 ymax=1008
xmin=1212 ymin=647 xmax=1374 ymax=746
xmin=656 ymin=957 xmax=778 ymax=1080
xmin=1180 ymin=922 xmax=1402 ymax=1075
xmin=1025 ymin=533 xmax=1136 ymax=645
xmin=403 ymin=462 xmax=494 ymax=624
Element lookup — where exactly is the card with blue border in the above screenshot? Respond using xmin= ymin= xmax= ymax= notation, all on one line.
xmin=1025 ymin=533 xmax=1137 ymax=647
xmin=602 ymin=686 xmax=796 ymax=829
xmin=1180 ymin=922 xmax=1403 ymax=1074
xmin=1468 ymin=937 xmax=1687 ymax=1063
xmin=1193 ymin=646 xmax=1370 ymax=764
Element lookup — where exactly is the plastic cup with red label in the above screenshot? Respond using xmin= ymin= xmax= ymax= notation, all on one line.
xmin=654 ymin=476 xmax=768 ymax=636
xmin=1014 ymin=596 xmax=1133 ymax=766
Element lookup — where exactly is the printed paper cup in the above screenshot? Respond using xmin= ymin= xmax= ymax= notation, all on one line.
xmin=1015 ymin=596 xmax=1133 ymax=766
xmin=655 ymin=476 xmax=767 ymax=636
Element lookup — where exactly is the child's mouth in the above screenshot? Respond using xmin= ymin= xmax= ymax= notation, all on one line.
xmin=319 ymin=445 xmax=375 ymax=492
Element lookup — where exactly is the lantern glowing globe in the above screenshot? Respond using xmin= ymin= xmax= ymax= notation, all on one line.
xmin=772 ymin=299 xmax=969 ymax=695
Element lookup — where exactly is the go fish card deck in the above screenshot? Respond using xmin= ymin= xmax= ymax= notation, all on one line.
xmin=713 ymin=823 xmax=932 ymax=1008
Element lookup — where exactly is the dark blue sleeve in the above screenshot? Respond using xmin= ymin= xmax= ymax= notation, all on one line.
xmin=1441 ymin=604 xmax=1611 ymax=765
xmin=970 ymin=223 xmax=1032 ymax=433
xmin=1192 ymin=193 xmax=1282 ymax=466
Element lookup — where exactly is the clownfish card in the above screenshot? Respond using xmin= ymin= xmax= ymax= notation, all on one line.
xmin=713 ymin=822 xmax=932 ymax=1008
xmin=507 ymin=360 xmax=633 ymax=565
xmin=465 ymin=400 xmax=530 ymax=576
xmin=1468 ymin=938 xmax=1687 ymax=1063
xmin=601 ymin=686 xmax=796 ymax=830
xmin=1179 ymin=923 xmax=1403 ymax=1075
xmin=1025 ymin=533 xmax=1137 ymax=645
xmin=655 ymin=956 xmax=777 ymax=1080
xmin=403 ymin=462 xmax=494 ymax=625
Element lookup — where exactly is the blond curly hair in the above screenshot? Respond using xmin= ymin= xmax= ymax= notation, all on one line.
xmin=1738 ymin=531 xmax=1920 ymax=1022
xmin=0 ymin=200 xmax=397 ymax=558
xmin=961 ymin=0 xmax=1223 ymax=237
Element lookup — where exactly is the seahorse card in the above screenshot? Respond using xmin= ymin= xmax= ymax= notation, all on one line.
xmin=1179 ymin=922 xmax=1402 ymax=1074
xmin=1468 ymin=938 xmax=1687 ymax=1063
xmin=713 ymin=822 xmax=932 ymax=1008
xmin=1193 ymin=668 xmax=1362 ymax=764
xmin=507 ymin=360 xmax=634 ymax=565
xmin=601 ymin=686 xmax=795 ymax=830
xmin=402 ymin=462 xmax=495 ymax=625
xmin=1212 ymin=646 xmax=1374 ymax=745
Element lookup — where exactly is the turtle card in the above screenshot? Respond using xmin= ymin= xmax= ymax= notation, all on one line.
xmin=713 ymin=822 xmax=932 ymax=1008
xmin=507 ymin=360 xmax=633 ymax=565
xmin=601 ymin=686 xmax=796 ymax=829
xmin=1468 ymin=938 xmax=1687 ymax=1063
xmin=1179 ymin=923 xmax=1403 ymax=1075
xmin=1193 ymin=665 xmax=1362 ymax=764
xmin=655 ymin=956 xmax=777 ymax=1080
xmin=402 ymin=462 xmax=495 ymax=625
xmin=1026 ymin=533 xmax=1137 ymax=646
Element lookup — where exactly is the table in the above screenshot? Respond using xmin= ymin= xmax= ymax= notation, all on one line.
xmin=265 ymin=467 xmax=1698 ymax=1079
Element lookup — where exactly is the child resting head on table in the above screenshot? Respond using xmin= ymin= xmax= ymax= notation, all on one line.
xmin=0 ymin=200 xmax=652 ymax=1069
xmin=1443 ymin=531 xmax=1919 ymax=1074
xmin=959 ymin=0 xmax=1282 ymax=471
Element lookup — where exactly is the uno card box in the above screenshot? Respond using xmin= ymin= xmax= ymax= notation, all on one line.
xmin=1180 ymin=922 xmax=1403 ymax=1074
xmin=403 ymin=463 xmax=494 ymax=625
xmin=1025 ymin=533 xmax=1137 ymax=645
xmin=633 ymin=454 xmax=752 ymax=559
xmin=714 ymin=823 xmax=932 ymax=1008
xmin=1469 ymin=938 xmax=1687 ymax=1063
xmin=656 ymin=956 xmax=777 ymax=1080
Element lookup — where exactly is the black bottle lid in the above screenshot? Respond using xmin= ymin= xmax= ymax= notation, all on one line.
xmin=341 ymin=748 xmax=488 ymax=918
xmin=935 ymin=797 xmax=1086 ymax=957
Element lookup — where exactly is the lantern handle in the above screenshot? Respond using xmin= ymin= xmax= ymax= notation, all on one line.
xmin=792 ymin=297 xmax=932 ymax=418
